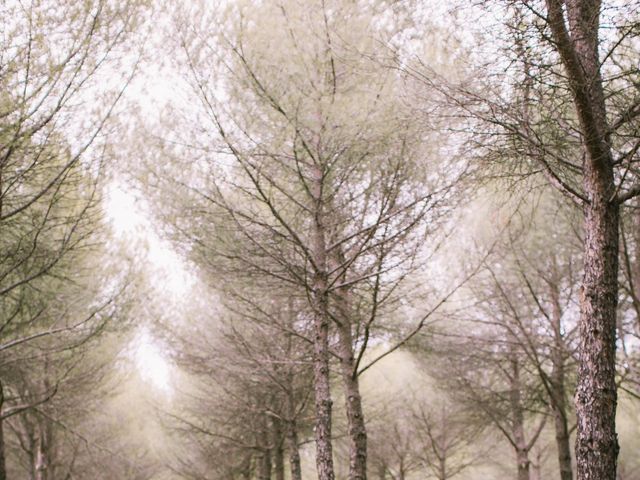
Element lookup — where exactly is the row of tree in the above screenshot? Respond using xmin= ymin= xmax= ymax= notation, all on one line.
xmin=0 ymin=0 xmax=157 ymax=478
xmin=147 ymin=1 xmax=640 ymax=479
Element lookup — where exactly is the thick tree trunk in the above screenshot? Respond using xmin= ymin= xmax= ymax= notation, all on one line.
xmin=310 ymin=164 xmax=335 ymax=480
xmin=575 ymin=187 xmax=619 ymax=480
xmin=337 ymin=318 xmax=367 ymax=480
xmin=544 ymin=1 xmax=620 ymax=478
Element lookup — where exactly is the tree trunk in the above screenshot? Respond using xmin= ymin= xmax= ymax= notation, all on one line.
xmin=286 ymin=392 xmax=302 ymax=480
xmin=438 ymin=457 xmax=446 ymax=480
xmin=273 ymin=420 xmax=285 ymax=480
xmin=287 ymin=419 xmax=302 ymax=480
xmin=549 ymin=282 xmax=573 ymax=480
xmin=575 ymin=179 xmax=619 ymax=480
xmin=257 ymin=448 xmax=272 ymax=480
xmin=544 ymin=1 xmax=620 ymax=478
xmin=516 ymin=449 xmax=531 ymax=480
xmin=0 ymin=381 xmax=6 ymax=480
xmin=510 ymin=355 xmax=530 ymax=480
xmin=310 ymin=164 xmax=335 ymax=480
xmin=336 ymin=314 xmax=367 ymax=480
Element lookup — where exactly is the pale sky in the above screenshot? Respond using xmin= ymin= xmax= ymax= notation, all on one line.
xmin=105 ymin=181 xmax=191 ymax=393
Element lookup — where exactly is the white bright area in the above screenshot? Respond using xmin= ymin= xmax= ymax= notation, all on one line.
xmin=105 ymin=182 xmax=192 ymax=395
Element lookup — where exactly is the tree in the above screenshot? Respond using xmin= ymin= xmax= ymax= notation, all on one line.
xmin=407 ymin=1 xmax=640 ymax=477
xmin=164 ymin=286 xmax=315 ymax=480
xmin=151 ymin=1 xmax=462 ymax=479
xmin=0 ymin=2 xmax=146 ymax=476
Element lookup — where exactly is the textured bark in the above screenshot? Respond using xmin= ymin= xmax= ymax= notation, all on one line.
xmin=575 ymin=183 xmax=619 ymax=480
xmin=335 ymin=300 xmax=367 ymax=480
xmin=310 ymin=164 xmax=335 ymax=480
xmin=544 ymin=1 xmax=620 ymax=478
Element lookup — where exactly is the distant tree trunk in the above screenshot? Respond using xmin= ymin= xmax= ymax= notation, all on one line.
xmin=510 ymin=355 xmax=531 ymax=480
xmin=240 ymin=453 xmax=252 ymax=480
xmin=310 ymin=164 xmax=335 ymax=480
xmin=286 ymin=393 xmax=302 ymax=480
xmin=376 ymin=463 xmax=386 ymax=480
xmin=273 ymin=420 xmax=285 ymax=480
xmin=437 ymin=457 xmax=447 ymax=480
xmin=549 ymin=284 xmax=573 ymax=480
xmin=544 ymin=1 xmax=620 ymax=478
xmin=0 ymin=381 xmax=6 ymax=480
xmin=398 ymin=459 xmax=406 ymax=480
xmin=257 ymin=447 xmax=272 ymax=480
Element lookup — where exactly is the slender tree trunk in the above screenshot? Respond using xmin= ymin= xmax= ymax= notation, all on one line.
xmin=336 ymin=310 xmax=367 ymax=480
xmin=286 ymin=418 xmax=302 ymax=480
xmin=549 ymin=285 xmax=573 ymax=480
xmin=257 ymin=447 xmax=272 ymax=480
xmin=510 ymin=355 xmax=531 ymax=480
xmin=337 ymin=325 xmax=368 ymax=480
xmin=330 ymin=244 xmax=368 ymax=480
xmin=310 ymin=163 xmax=335 ymax=480
xmin=0 ymin=381 xmax=6 ymax=480
xmin=544 ymin=1 xmax=621 ymax=478
xmin=273 ymin=420 xmax=285 ymax=480
xmin=516 ymin=449 xmax=531 ymax=480
xmin=551 ymin=367 xmax=573 ymax=480
xmin=240 ymin=453 xmax=252 ymax=480
xmin=286 ymin=391 xmax=302 ymax=480
xmin=438 ymin=457 xmax=446 ymax=480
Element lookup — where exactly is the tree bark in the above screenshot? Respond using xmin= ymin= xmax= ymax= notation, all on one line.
xmin=575 ymin=178 xmax=619 ymax=480
xmin=337 ymin=323 xmax=368 ymax=480
xmin=310 ymin=163 xmax=335 ymax=480
xmin=543 ymin=1 xmax=620 ymax=478
xmin=0 ymin=381 xmax=6 ymax=480
xmin=334 ymin=290 xmax=368 ymax=480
